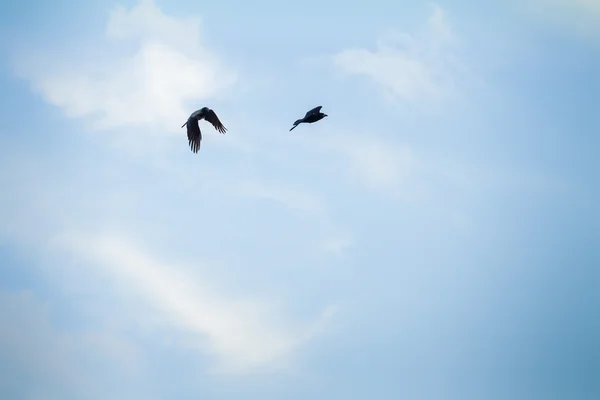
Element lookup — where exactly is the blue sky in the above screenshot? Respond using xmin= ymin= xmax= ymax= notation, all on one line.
xmin=0 ymin=0 xmax=598 ymax=399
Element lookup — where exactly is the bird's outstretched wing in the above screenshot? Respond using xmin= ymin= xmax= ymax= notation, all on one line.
xmin=305 ymin=106 xmax=322 ymax=117
xmin=186 ymin=117 xmax=202 ymax=153
xmin=204 ymin=109 xmax=227 ymax=134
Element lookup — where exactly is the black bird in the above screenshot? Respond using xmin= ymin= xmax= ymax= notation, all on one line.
xmin=289 ymin=106 xmax=328 ymax=131
xmin=181 ymin=107 xmax=227 ymax=153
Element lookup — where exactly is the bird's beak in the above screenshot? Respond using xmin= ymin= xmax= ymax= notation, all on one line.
xmin=324 ymin=114 xmax=328 ymax=117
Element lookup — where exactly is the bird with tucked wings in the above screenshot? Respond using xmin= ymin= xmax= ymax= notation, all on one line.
xmin=289 ymin=106 xmax=328 ymax=131
xmin=181 ymin=107 xmax=227 ymax=153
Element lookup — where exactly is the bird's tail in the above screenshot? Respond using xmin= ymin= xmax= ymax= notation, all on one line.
xmin=289 ymin=119 xmax=303 ymax=131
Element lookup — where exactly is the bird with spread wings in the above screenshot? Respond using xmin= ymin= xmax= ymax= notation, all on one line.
xmin=181 ymin=107 xmax=227 ymax=153
xmin=289 ymin=106 xmax=328 ymax=131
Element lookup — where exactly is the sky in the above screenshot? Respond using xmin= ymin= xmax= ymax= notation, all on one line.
xmin=0 ymin=0 xmax=598 ymax=399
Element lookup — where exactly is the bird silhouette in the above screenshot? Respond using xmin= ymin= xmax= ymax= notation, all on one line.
xmin=289 ymin=106 xmax=328 ymax=131
xmin=181 ymin=107 xmax=227 ymax=153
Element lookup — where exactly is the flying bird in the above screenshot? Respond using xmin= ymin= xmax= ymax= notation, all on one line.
xmin=181 ymin=107 xmax=227 ymax=153
xmin=289 ymin=106 xmax=328 ymax=131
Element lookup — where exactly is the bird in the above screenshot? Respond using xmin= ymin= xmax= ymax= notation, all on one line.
xmin=181 ymin=107 xmax=227 ymax=153
xmin=289 ymin=106 xmax=328 ymax=131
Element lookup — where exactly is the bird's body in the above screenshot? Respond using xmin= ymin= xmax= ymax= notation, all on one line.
xmin=289 ymin=106 xmax=328 ymax=131
xmin=181 ymin=107 xmax=227 ymax=153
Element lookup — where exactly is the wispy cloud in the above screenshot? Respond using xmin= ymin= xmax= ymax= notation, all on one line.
xmin=48 ymin=231 xmax=337 ymax=374
xmin=332 ymin=4 xmax=466 ymax=109
xmin=12 ymin=0 xmax=236 ymax=134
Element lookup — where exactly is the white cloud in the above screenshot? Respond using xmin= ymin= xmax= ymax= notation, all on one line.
xmin=332 ymin=4 xmax=464 ymax=108
xmin=47 ymin=231 xmax=337 ymax=374
xmin=13 ymin=0 xmax=236 ymax=134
